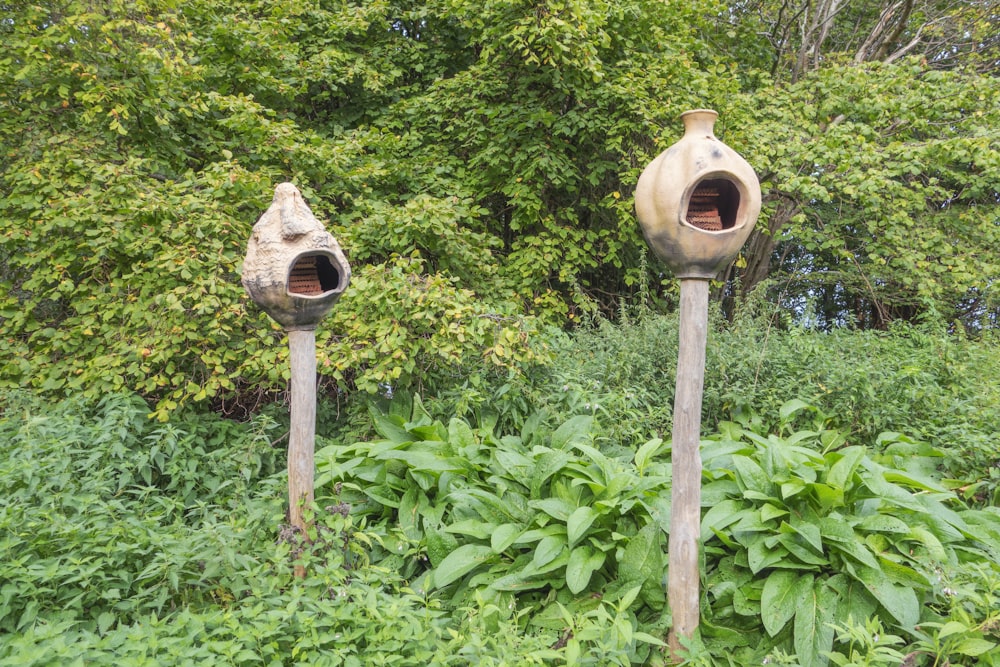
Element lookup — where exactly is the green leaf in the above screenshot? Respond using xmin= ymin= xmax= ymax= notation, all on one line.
xmin=375 ymin=449 xmax=467 ymax=473
xmin=819 ymin=518 xmax=879 ymax=569
xmin=530 ymin=449 xmax=573 ymax=497
xmin=431 ymin=544 xmax=495 ymax=589
xmin=779 ymin=399 xmax=814 ymax=422
xmin=794 ymin=580 xmax=838 ymax=667
xmin=634 ymin=437 xmax=664 ymax=472
xmin=701 ymin=499 xmax=748 ymax=543
xmin=566 ymin=506 xmax=600 ymax=548
xmin=747 ymin=533 xmax=788 ymax=573
xmin=857 ymin=514 xmax=910 ymax=534
xmin=852 ymin=565 xmax=919 ymax=628
xmin=761 ymin=570 xmax=813 ymax=637
xmin=533 ymin=535 xmax=566 ymax=568
xmin=732 ymin=455 xmax=771 ymax=496
xmin=826 ymin=446 xmax=865 ymax=491
xmin=551 ymin=415 xmax=593 ymax=449
xmin=448 ymin=418 xmax=477 ymax=449
xmin=491 ymin=523 xmax=524 ymax=553
xmin=97 ymin=611 xmax=116 ymax=635
xmin=785 ymin=519 xmax=824 ymax=555
xmin=565 ymin=545 xmax=605 ymax=594
xmin=953 ymin=637 xmax=997 ymax=656
xmin=530 ymin=497 xmax=575 ymax=522
xmin=619 ymin=523 xmax=661 ymax=587
xmin=444 ymin=519 xmax=497 ymax=540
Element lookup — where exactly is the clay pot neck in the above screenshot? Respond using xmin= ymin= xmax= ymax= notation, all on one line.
xmin=680 ymin=109 xmax=718 ymax=138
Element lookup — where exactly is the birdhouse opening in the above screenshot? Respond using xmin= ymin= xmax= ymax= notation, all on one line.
xmin=287 ymin=252 xmax=342 ymax=296
xmin=685 ymin=178 xmax=741 ymax=232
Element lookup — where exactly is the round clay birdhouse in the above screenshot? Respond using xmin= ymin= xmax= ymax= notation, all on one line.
xmin=635 ymin=109 xmax=761 ymax=279
xmin=242 ymin=183 xmax=351 ymax=330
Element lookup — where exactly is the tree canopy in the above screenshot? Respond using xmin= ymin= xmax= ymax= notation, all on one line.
xmin=1 ymin=0 xmax=998 ymax=414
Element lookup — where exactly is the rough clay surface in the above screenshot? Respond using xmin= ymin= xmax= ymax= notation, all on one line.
xmin=243 ymin=183 xmax=340 ymax=289
xmin=242 ymin=183 xmax=350 ymax=329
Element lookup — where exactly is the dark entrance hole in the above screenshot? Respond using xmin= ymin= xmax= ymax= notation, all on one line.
xmin=287 ymin=253 xmax=341 ymax=296
xmin=685 ymin=178 xmax=741 ymax=231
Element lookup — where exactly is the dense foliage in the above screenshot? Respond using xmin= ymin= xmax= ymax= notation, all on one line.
xmin=1 ymin=0 xmax=999 ymax=663
xmin=1 ymin=0 xmax=998 ymax=415
xmin=2 ymin=317 xmax=999 ymax=664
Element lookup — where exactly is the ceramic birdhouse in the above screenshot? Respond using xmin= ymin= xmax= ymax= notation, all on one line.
xmin=635 ymin=109 xmax=761 ymax=279
xmin=242 ymin=183 xmax=351 ymax=330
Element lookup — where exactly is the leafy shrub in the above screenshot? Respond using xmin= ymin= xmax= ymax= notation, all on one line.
xmin=0 ymin=391 xmax=283 ymax=633
xmin=696 ymin=404 xmax=1000 ymax=665
xmin=454 ymin=312 xmax=1000 ymax=501
xmin=316 ymin=395 xmax=671 ymax=664
xmin=320 ymin=392 xmax=1000 ymax=666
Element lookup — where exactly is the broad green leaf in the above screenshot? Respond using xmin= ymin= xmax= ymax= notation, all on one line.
xmin=883 ymin=469 xmax=949 ymax=493
xmin=529 ymin=449 xmax=573 ymax=497
xmin=906 ymin=525 xmax=947 ymax=561
xmin=748 ymin=533 xmax=788 ymax=573
xmin=512 ymin=525 xmax=566 ymax=546
xmin=779 ymin=399 xmax=814 ymax=422
xmin=425 ymin=527 xmax=460 ymax=567
xmin=761 ymin=570 xmax=813 ymax=637
xmin=778 ymin=534 xmax=829 ymax=567
xmin=530 ymin=497 xmax=575 ymax=522
xmin=448 ymin=418 xmax=477 ymax=449
xmin=565 ymin=545 xmax=605 ymax=594
xmin=857 ymin=514 xmax=910 ymax=534
xmin=700 ymin=499 xmax=748 ymax=543
xmin=785 ymin=519 xmax=824 ymax=555
xmin=732 ymin=455 xmax=771 ymax=495
xmin=551 ymin=415 xmax=593 ymax=450
xmin=431 ymin=544 xmax=495 ymax=589
xmin=826 ymin=446 xmax=865 ymax=491
xmin=491 ymin=523 xmax=524 ymax=553
xmin=97 ymin=611 xmax=115 ymax=635
xmin=398 ymin=486 xmax=424 ymax=541
xmin=852 ymin=565 xmax=919 ymax=628
xmin=938 ymin=620 xmax=971 ymax=638
xmin=619 ymin=523 xmax=661 ymax=586
xmin=566 ymin=506 xmax=600 ymax=548
xmin=490 ymin=570 xmax=555 ymax=592
xmin=634 ymin=437 xmax=664 ymax=472
xmin=877 ymin=557 xmax=930 ymax=588
xmin=533 ymin=535 xmax=566 ymax=568
xmin=953 ymin=637 xmax=997 ymax=656
xmin=444 ymin=519 xmax=497 ymax=540
xmin=809 ymin=482 xmax=844 ymax=509
xmin=819 ymin=518 xmax=879 ymax=569
xmin=760 ymin=503 xmax=789 ymax=523
xmin=371 ymin=412 xmax=413 ymax=444
xmin=375 ymin=449 xmax=467 ymax=473
xmin=794 ymin=580 xmax=838 ymax=667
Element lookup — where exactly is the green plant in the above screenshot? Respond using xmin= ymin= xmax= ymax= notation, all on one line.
xmin=316 ymin=395 xmax=673 ymax=659
xmin=696 ymin=401 xmax=1000 ymax=664
xmin=824 ymin=617 xmax=908 ymax=667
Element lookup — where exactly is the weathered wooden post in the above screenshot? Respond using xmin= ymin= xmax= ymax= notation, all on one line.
xmin=242 ymin=183 xmax=351 ymax=576
xmin=634 ymin=110 xmax=761 ymax=659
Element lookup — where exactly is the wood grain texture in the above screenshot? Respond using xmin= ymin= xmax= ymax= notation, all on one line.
xmin=668 ymin=278 xmax=709 ymax=659
xmin=287 ymin=328 xmax=317 ymax=578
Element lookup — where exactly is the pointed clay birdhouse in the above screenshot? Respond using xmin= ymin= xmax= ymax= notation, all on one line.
xmin=242 ymin=183 xmax=351 ymax=330
xmin=635 ymin=109 xmax=761 ymax=279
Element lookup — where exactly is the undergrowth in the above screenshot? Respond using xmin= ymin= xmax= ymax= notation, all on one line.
xmin=2 ymin=314 xmax=999 ymax=664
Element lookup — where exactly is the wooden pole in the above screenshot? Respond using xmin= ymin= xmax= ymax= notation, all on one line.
xmin=668 ymin=278 xmax=709 ymax=659
xmin=287 ymin=327 xmax=317 ymax=577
